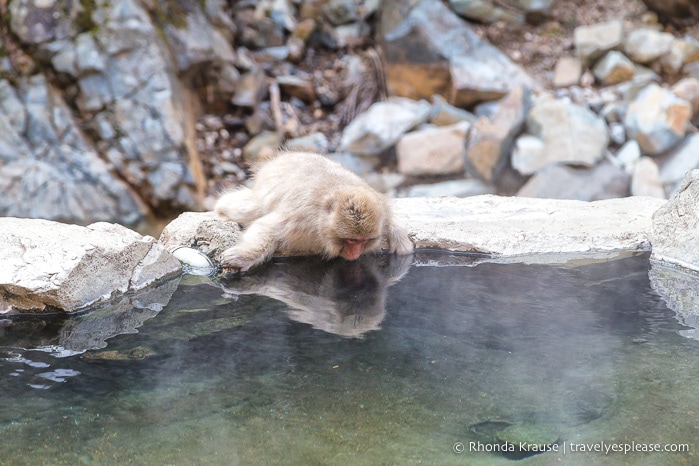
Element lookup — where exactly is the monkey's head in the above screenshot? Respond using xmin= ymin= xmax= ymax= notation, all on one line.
xmin=323 ymin=187 xmax=386 ymax=261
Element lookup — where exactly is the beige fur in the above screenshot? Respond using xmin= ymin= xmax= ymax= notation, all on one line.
xmin=215 ymin=151 xmax=413 ymax=272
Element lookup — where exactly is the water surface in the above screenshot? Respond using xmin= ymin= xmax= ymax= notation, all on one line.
xmin=1 ymin=253 xmax=697 ymax=465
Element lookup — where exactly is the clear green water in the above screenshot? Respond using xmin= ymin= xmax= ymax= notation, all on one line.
xmin=1 ymin=253 xmax=697 ymax=465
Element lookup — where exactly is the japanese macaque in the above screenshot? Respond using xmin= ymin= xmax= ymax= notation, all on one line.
xmin=214 ymin=151 xmax=414 ymax=272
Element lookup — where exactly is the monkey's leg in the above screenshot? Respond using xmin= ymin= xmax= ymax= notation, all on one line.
xmin=214 ymin=187 xmax=261 ymax=225
xmin=219 ymin=213 xmax=283 ymax=272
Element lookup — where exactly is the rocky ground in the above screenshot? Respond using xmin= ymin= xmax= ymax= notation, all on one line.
xmin=195 ymin=0 xmax=695 ymax=200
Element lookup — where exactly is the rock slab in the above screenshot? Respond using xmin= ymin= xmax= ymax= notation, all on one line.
xmin=162 ymin=195 xmax=667 ymax=267
xmin=0 ymin=219 xmax=181 ymax=314
xmin=393 ymin=195 xmax=666 ymax=257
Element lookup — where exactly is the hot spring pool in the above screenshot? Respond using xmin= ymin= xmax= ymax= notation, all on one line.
xmin=0 ymin=252 xmax=697 ymax=465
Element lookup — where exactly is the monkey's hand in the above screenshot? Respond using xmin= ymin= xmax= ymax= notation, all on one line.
xmin=219 ymin=246 xmax=265 ymax=273
xmin=388 ymin=224 xmax=414 ymax=255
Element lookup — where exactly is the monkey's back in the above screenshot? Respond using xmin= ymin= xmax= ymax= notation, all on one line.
xmin=251 ymin=152 xmax=372 ymax=213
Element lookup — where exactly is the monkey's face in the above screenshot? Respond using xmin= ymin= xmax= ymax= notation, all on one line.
xmin=327 ymin=192 xmax=384 ymax=261
xmin=339 ymin=237 xmax=380 ymax=260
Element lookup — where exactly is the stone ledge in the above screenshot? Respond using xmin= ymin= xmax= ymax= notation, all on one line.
xmin=394 ymin=195 xmax=666 ymax=257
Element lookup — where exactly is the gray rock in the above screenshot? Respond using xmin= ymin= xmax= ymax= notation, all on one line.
xmin=243 ymin=131 xmax=282 ymax=162
xmin=430 ymin=94 xmax=477 ymax=126
xmin=0 ymin=219 xmax=181 ymax=314
xmin=671 ymin=77 xmax=699 ymax=117
xmin=624 ymin=28 xmax=674 ymax=64
xmin=466 ymin=85 xmax=530 ymax=181
xmin=592 ymin=51 xmax=635 ymax=85
xmin=362 ymin=172 xmax=407 ymax=193
xmin=517 ymin=162 xmax=630 ymax=201
xmin=326 ymin=152 xmax=382 ymax=175
xmin=8 ymin=0 xmax=82 ymax=44
xmin=75 ymin=33 xmax=107 ymax=74
xmin=266 ymin=0 xmax=297 ymax=31
xmin=380 ymin=0 xmax=539 ymax=106
xmin=396 ymin=121 xmax=470 ymax=176
xmin=322 ymin=0 xmax=359 ymax=25
xmin=651 ymin=169 xmax=699 ymax=271
xmin=72 ymin=0 xmax=203 ymax=211
xmin=631 ymin=156 xmax=665 ymax=198
xmin=277 ymin=75 xmax=315 ymax=103
xmin=232 ymin=68 xmax=268 ymax=108
xmin=404 ymin=179 xmax=496 ymax=197
xmin=609 ymin=122 xmax=627 ymax=145
xmin=512 ymin=94 xmax=609 ymax=175
xmin=340 ymin=98 xmax=432 ymax=156
xmin=159 ymin=211 xmax=240 ymax=260
xmin=285 ymin=132 xmax=330 ymax=154
xmin=624 ymin=83 xmax=692 ymax=155
xmin=661 ymin=37 xmax=699 ymax=75
xmin=658 ymin=133 xmax=699 ymax=186
xmin=615 ymin=139 xmax=642 ymax=171
xmin=600 ymin=101 xmax=626 ymax=124
xmin=334 ymin=22 xmax=371 ymax=49
xmin=574 ymin=20 xmax=624 ymax=64
xmin=0 ymin=75 xmax=148 ymax=225
xmin=393 ymin=195 xmax=664 ymax=257
xmin=449 ymin=0 xmax=524 ymax=24
xmin=163 ymin=7 xmax=236 ymax=74
xmin=0 ymin=79 xmax=27 ymax=132
xmin=553 ymin=56 xmax=583 ymax=87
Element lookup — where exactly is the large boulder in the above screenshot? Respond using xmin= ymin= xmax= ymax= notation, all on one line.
xmin=3 ymin=0 xmax=245 ymax=222
xmin=379 ymin=0 xmax=539 ymax=106
xmin=0 ymin=76 xmax=148 ymax=224
xmin=651 ymin=169 xmax=699 ymax=271
xmin=0 ymin=219 xmax=181 ymax=314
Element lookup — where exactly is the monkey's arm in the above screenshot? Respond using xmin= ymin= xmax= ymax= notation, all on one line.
xmin=220 ymin=212 xmax=284 ymax=272
xmin=387 ymin=222 xmax=414 ymax=255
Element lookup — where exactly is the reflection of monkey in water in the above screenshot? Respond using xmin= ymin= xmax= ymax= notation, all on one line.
xmin=220 ymin=254 xmax=412 ymax=338
xmin=214 ymin=151 xmax=414 ymax=273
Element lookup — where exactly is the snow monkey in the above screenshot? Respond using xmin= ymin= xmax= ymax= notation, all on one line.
xmin=214 ymin=151 xmax=414 ymax=273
